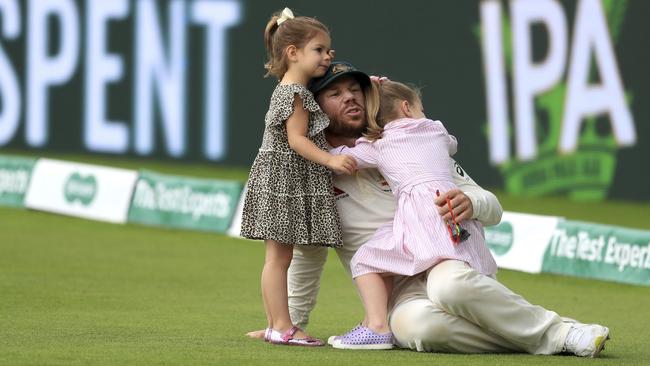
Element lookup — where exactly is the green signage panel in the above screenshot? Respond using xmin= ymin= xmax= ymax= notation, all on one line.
xmin=128 ymin=170 xmax=243 ymax=233
xmin=0 ymin=154 xmax=36 ymax=208
xmin=542 ymin=220 xmax=650 ymax=286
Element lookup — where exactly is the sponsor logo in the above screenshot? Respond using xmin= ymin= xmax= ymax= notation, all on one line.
xmin=486 ymin=221 xmax=514 ymax=255
xmin=547 ymin=228 xmax=650 ymax=272
xmin=478 ymin=0 xmax=635 ymax=200
xmin=454 ymin=161 xmax=465 ymax=178
xmin=132 ymin=179 xmax=232 ymax=220
xmin=0 ymin=1 xmax=242 ymax=161
xmin=0 ymin=168 xmax=29 ymax=195
xmin=332 ymin=63 xmax=352 ymax=74
xmin=64 ymin=172 xmax=97 ymax=206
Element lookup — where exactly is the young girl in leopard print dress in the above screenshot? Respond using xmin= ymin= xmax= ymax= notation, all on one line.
xmin=240 ymin=8 xmax=356 ymax=347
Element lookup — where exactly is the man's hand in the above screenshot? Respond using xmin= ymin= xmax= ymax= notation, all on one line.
xmin=326 ymin=154 xmax=357 ymax=175
xmin=435 ymin=188 xmax=474 ymax=223
xmin=245 ymin=329 xmax=266 ymax=340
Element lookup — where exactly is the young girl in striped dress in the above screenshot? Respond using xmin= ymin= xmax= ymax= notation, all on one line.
xmin=329 ymin=80 xmax=497 ymax=350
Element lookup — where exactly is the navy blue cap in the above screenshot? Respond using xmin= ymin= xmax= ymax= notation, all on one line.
xmin=308 ymin=61 xmax=370 ymax=95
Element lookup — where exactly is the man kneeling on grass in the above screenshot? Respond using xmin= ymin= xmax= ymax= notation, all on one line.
xmin=247 ymin=61 xmax=610 ymax=357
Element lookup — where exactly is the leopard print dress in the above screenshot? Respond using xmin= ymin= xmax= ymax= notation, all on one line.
xmin=240 ymin=84 xmax=343 ymax=247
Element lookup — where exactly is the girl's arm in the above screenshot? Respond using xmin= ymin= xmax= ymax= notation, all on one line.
xmin=286 ymin=95 xmax=356 ymax=175
xmin=330 ymin=141 xmax=378 ymax=170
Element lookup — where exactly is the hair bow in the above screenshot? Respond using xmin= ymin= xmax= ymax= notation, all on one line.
xmin=276 ymin=7 xmax=294 ymax=26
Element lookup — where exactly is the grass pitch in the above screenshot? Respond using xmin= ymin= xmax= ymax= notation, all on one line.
xmin=1 ymin=153 xmax=649 ymax=365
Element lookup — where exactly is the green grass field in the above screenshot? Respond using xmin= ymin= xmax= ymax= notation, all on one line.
xmin=1 ymin=152 xmax=650 ymax=365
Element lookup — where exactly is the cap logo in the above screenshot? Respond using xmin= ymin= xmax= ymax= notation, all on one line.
xmin=332 ymin=64 xmax=352 ymax=74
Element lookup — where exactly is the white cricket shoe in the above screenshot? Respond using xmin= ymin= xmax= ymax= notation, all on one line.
xmin=563 ymin=323 xmax=610 ymax=357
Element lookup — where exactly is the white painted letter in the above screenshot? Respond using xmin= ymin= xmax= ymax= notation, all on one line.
xmin=191 ymin=0 xmax=241 ymax=160
xmin=134 ymin=0 xmax=187 ymax=157
xmin=511 ymin=0 xmax=567 ymax=160
xmin=0 ymin=0 xmax=21 ymax=145
xmin=480 ymin=0 xmax=509 ymax=164
xmin=561 ymin=0 xmax=635 ymax=152
xmin=84 ymin=0 xmax=129 ymax=153
xmin=26 ymin=0 xmax=79 ymax=146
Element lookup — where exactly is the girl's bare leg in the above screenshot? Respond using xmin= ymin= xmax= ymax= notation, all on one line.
xmin=355 ymin=273 xmax=392 ymax=334
xmin=261 ymin=240 xmax=308 ymax=338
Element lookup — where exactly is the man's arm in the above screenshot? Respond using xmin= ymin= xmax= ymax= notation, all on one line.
xmin=437 ymin=159 xmax=503 ymax=226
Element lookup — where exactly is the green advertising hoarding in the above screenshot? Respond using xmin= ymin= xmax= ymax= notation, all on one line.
xmin=0 ymin=154 xmax=36 ymax=207
xmin=0 ymin=0 xmax=647 ymax=200
xmin=543 ymin=220 xmax=650 ymax=286
xmin=479 ymin=0 xmax=637 ymax=201
xmin=128 ymin=170 xmax=243 ymax=233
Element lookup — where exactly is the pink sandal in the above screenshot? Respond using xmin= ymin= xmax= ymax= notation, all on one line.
xmin=269 ymin=326 xmax=324 ymax=347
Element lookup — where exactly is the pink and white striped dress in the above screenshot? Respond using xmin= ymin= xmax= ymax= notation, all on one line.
xmin=331 ymin=118 xmax=497 ymax=278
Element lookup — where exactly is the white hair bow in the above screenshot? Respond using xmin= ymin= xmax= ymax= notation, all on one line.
xmin=276 ymin=7 xmax=294 ymax=26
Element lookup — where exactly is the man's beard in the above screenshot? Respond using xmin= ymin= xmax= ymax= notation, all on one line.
xmin=326 ymin=117 xmax=366 ymax=138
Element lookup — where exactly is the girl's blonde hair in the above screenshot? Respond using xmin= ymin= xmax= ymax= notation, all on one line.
xmin=364 ymin=80 xmax=422 ymax=141
xmin=263 ymin=10 xmax=329 ymax=80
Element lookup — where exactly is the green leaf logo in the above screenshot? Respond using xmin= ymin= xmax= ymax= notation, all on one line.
xmin=64 ymin=173 xmax=97 ymax=206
